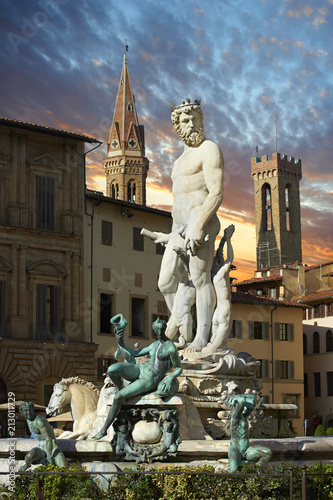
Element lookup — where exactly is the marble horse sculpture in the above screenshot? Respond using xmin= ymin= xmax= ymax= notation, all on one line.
xmin=93 ymin=314 xmax=183 ymax=440
xmin=46 ymin=376 xmax=99 ymax=440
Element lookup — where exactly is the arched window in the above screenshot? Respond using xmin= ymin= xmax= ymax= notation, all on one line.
xmin=262 ymin=183 xmax=272 ymax=231
xmin=326 ymin=330 xmax=333 ymax=352
xmin=313 ymin=331 xmax=320 ymax=354
xmin=285 ymin=184 xmax=291 ymax=231
xmin=303 ymin=333 xmax=307 ymax=355
xmin=127 ymin=181 xmax=136 ymax=203
xmin=111 ymin=183 xmax=119 ymax=200
xmin=127 ymin=102 xmax=133 ymax=111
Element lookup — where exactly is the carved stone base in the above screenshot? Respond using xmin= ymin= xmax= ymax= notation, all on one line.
xmin=111 ymin=407 xmax=180 ymax=463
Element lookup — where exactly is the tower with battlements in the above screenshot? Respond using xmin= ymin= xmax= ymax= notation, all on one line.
xmin=251 ymin=152 xmax=302 ymax=269
xmin=103 ymin=54 xmax=149 ymax=206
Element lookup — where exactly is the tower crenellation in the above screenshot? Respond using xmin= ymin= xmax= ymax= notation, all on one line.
xmin=252 ymin=152 xmax=302 ymax=269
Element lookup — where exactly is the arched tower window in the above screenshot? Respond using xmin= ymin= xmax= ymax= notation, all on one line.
xmin=303 ymin=333 xmax=307 ymax=355
xmin=313 ymin=331 xmax=320 ymax=354
xmin=326 ymin=330 xmax=333 ymax=352
xmin=285 ymin=184 xmax=291 ymax=231
xmin=262 ymin=183 xmax=272 ymax=231
xmin=128 ymin=181 xmax=136 ymax=203
xmin=127 ymin=102 xmax=133 ymax=111
xmin=111 ymin=183 xmax=119 ymax=200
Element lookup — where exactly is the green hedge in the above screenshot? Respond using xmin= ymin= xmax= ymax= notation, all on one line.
xmin=1 ymin=462 xmax=333 ymax=500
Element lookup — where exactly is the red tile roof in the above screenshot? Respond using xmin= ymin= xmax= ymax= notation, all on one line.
xmin=304 ymin=261 xmax=333 ymax=271
xmin=234 ymin=274 xmax=282 ymax=287
xmin=292 ymin=288 xmax=333 ymax=304
xmin=0 ymin=117 xmax=100 ymax=143
xmin=231 ymin=292 xmax=304 ymax=307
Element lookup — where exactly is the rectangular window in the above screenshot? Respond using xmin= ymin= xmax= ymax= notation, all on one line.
xmin=102 ymin=268 xmax=111 ymax=282
xmin=274 ymin=323 xmax=294 ymax=341
xmin=230 ymin=319 xmax=242 ymax=339
xmin=314 ymin=372 xmax=321 ymax=397
xmin=327 ymin=372 xmax=333 ymax=397
xmin=248 ymin=321 xmax=269 ymax=340
xmin=326 ymin=303 xmax=332 ymax=317
xmin=269 ymin=287 xmax=276 ymax=298
xmin=304 ymin=373 xmax=308 ymax=398
xmin=101 ymin=220 xmax=113 ymax=246
xmin=36 ymin=284 xmax=61 ymax=340
xmin=257 ymin=359 xmax=269 ymax=379
xmin=97 ymin=357 xmax=116 ymax=379
xmin=275 ymin=360 xmax=294 ymax=379
xmin=135 ymin=273 xmax=143 ymax=288
xmin=314 ymin=305 xmax=319 ymax=318
xmin=36 ymin=175 xmax=55 ymax=230
xmin=99 ymin=293 xmax=113 ymax=334
xmin=131 ymin=297 xmax=145 ymax=337
xmin=279 ymin=323 xmax=287 ymax=341
xmin=256 ymin=289 xmax=263 ymax=296
xmin=133 ymin=227 xmax=144 ymax=251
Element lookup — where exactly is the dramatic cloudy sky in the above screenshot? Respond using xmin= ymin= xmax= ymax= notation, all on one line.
xmin=1 ymin=0 xmax=332 ymax=280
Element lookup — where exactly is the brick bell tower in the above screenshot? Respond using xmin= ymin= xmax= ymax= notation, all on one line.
xmin=251 ymin=152 xmax=302 ymax=269
xmin=103 ymin=53 xmax=149 ymax=205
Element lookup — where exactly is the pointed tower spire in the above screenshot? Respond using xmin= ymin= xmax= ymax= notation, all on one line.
xmin=104 ymin=53 xmax=149 ymax=205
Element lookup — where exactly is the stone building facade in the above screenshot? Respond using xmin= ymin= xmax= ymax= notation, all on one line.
xmin=84 ymin=190 xmax=172 ymax=379
xmin=0 ymin=118 xmax=100 ymax=428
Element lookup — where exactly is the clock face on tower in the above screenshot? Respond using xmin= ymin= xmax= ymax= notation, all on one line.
xmin=111 ymin=139 xmax=119 ymax=149
xmin=128 ymin=138 xmax=137 ymax=149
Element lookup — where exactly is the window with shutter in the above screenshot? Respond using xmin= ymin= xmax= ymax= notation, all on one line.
xmin=287 ymin=323 xmax=294 ymax=341
xmin=133 ymin=227 xmax=144 ymax=251
xmin=36 ymin=284 xmax=61 ymax=340
xmin=36 ymin=175 xmax=55 ymax=230
xmin=230 ymin=320 xmax=242 ymax=339
xmin=131 ymin=297 xmax=145 ymax=337
xmin=101 ymin=220 xmax=113 ymax=246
